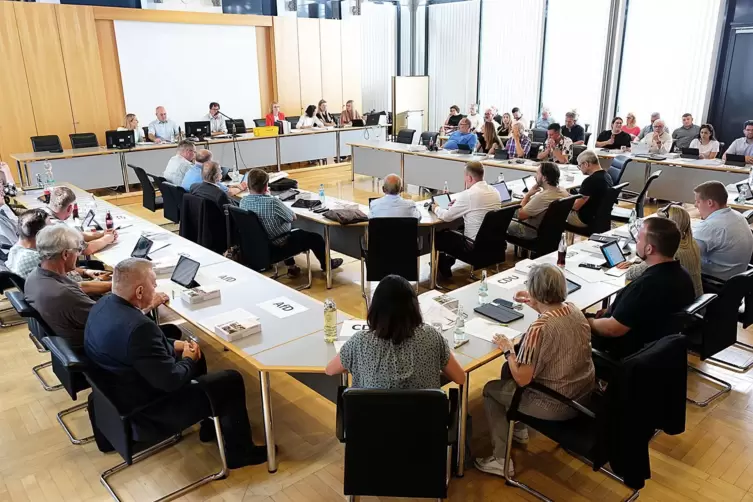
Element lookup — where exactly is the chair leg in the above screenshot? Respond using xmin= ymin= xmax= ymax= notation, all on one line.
xmin=687 ymin=364 xmax=732 ymax=407
xmin=360 ymin=258 xmax=367 ymax=303
xmin=29 ymin=332 xmax=48 ymax=353
xmin=504 ymin=421 xmax=553 ymax=502
xmin=271 ymin=263 xmax=280 ymax=280
xmin=100 ymin=416 xmax=228 ymax=502
xmin=0 ymin=304 xmax=24 ymax=328
xmin=32 ymin=361 xmax=62 ymax=392
xmin=707 ymin=342 xmax=753 ymax=372
xmin=294 ymin=252 xmax=312 ymax=291
xmin=57 ymin=402 xmax=95 ymax=445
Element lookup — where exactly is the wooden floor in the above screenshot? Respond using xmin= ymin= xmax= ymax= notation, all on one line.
xmin=3 ymin=164 xmax=753 ymax=501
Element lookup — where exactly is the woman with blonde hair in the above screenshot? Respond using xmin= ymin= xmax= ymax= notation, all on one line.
xmin=340 ymin=100 xmax=362 ymax=126
xmin=478 ymin=121 xmax=503 ymax=154
xmin=622 ymin=112 xmax=640 ymax=139
xmin=265 ymin=102 xmax=285 ymax=126
xmin=117 ymin=113 xmax=144 ymax=142
xmin=617 ymin=204 xmax=703 ymax=296
xmin=498 ymin=112 xmax=513 ymax=137
xmin=316 ymin=99 xmax=336 ymax=126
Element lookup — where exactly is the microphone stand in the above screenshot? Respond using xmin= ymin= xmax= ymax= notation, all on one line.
xmin=217 ymin=110 xmax=240 ymax=177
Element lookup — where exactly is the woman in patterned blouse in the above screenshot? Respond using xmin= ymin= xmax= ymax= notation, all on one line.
xmin=475 ymin=264 xmax=595 ymax=478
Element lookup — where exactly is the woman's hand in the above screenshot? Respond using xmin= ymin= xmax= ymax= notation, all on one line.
xmin=492 ymin=334 xmax=514 ymax=353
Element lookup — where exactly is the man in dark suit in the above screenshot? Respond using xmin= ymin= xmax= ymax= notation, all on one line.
xmin=190 ymin=161 xmax=244 ymax=209
xmin=84 ymin=257 xmax=267 ymax=467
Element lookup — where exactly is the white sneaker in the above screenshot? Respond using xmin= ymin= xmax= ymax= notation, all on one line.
xmin=513 ymin=428 xmax=529 ymax=444
xmin=474 ymin=456 xmax=514 ymax=477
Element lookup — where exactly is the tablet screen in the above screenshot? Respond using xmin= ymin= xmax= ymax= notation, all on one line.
xmin=601 ymin=241 xmax=626 ymax=267
xmin=522 ymin=175 xmax=535 ymax=191
xmin=433 ymin=193 xmax=451 ymax=209
xmin=82 ymin=210 xmax=96 ymax=229
xmin=566 ymin=278 xmax=581 ymax=295
xmin=171 ymin=255 xmax=200 ymax=288
xmin=491 ymin=181 xmax=512 ymax=203
xmin=131 ymin=236 xmax=153 ymax=259
xmin=737 ymin=183 xmax=753 ymax=201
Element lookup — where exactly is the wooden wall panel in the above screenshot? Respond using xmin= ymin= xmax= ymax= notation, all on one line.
xmin=13 ymin=3 xmax=74 ymax=150
xmin=93 ymin=6 xmax=272 ymax=27
xmin=95 ymin=20 xmax=125 ymax=131
xmin=340 ymin=18 xmax=363 ymax=115
xmin=297 ymin=18 xmax=323 ymax=113
xmin=0 ymin=3 xmax=37 ymax=177
xmin=272 ymin=17 xmax=302 ymax=116
xmin=319 ymin=19 xmax=343 ymax=113
xmin=256 ymin=26 xmax=275 ymax=119
xmin=56 ymin=5 xmax=110 ymax=146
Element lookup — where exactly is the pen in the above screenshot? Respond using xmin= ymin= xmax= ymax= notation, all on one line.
xmin=453 ymin=339 xmax=469 ymax=349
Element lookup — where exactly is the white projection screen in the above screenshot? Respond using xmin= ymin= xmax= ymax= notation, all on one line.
xmin=114 ymin=21 xmax=262 ymax=132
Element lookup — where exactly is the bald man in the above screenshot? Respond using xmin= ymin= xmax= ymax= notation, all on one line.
xmin=148 ymin=106 xmax=180 ymax=143
xmin=369 ymin=174 xmax=420 ymax=219
xmin=444 ymin=118 xmax=478 ymax=151
xmin=85 ymin=258 xmax=267 ymax=467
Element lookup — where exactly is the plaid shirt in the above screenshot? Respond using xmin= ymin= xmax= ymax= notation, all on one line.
xmin=239 ymin=194 xmax=295 ymax=244
xmin=506 ymin=134 xmax=532 ymax=158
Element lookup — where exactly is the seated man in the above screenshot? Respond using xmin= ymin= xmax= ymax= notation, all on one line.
xmin=85 ymin=258 xmax=267 ymax=467
xmin=240 ymin=169 xmax=343 ymax=276
xmin=637 ymin=112 xmax=661 ymax=140
xmin=163 ymin=140 xmax=196 ymax=186
xmin=444 ymin=118 xmax=478 ymax=151
xmin=430 ymin=161 xmax=501 ymax=278
xmin=190 ymin=161 xmax=245 ymax=209
xmin=692 ymin=181 xmax=753 ymax=281
xmin=537 ymin=123 xmax=572 ymax=163
xmin=595 ymin=117 xmax=632 ymax=150
xmin=147 ymin=106 xmax=180 ymax=144
xmin=561 ymin=111 xmax=585 ymax=145
xmin=672 ymin=113 xmax=700 ymax=150
xmin=507 ymin=162 xmax=568 ymax=239
xmin=180 ymin=148 xmax=213 ymax=191
xmin=567 ymin=150 xmax=613 ymax=228
xmin=506 ymin=122 xmax=531 ymax=159
xmin=723 ymin=119 xmax=753 ymax=164
xmin=534 ymin=107 xmax=554 ymax=129
xmin=0 ymin=170 xmax=18 ymax=249
xmin=640 ymin=119 xmax=672 ymax=153
xmin=44 ymin=186 xmax=117 ymax=255
xmin=369 ymin=174 xmax=420 ymax=219
xmin=483 ymin=108 xmax=501 ymax=130
xmin=589 ymin=217 xmax=695 ymax=358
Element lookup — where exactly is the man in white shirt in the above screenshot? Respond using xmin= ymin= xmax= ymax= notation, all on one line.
xmin=369 ymin=174 xmax=420 ymax=219
xmin=430 ymin=161 xmax=501 ymax=278
xmin=723 ymin=120 xmax=753 ymax=164
xmin=637 ymin=112 xmax=661 ymax=140
xmin=163 ymin=140 xmax=197 ymax=186
xmin=640 ymin=119 xmax=672 ymax=153
xmin=483 ymin=108 xmax=501 ymax=129
xmin=467 ymin=104 xmax=483 ymax=132
xmin=204 ymin=102 xmax=227 ymax=135
xmin=148 ymin=106 xmax=180 ymax=143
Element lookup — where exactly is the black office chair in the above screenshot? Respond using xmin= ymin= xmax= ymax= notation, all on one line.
xmin=335 ymin=387 xmax=458 ymax=501
xmin=395 ymin=129 xmax=416 ymax=145
xmin=225 ymin=119 xmax=247 ymax=134
xmin=225 ymin=205 xmax=312 ymax=289
xmin=435 ymin=206 xmax=518 ymax=281
xmin=253 ymin=119 xmax=267 ymax=128
xmin=180 ymin=194 xmax=227 ymax=254
xmin=286 ymin=116 xmax=300 ymax=130
xmin=69 ymin=133 xmax=99 ymax=149
xmin=584 ymin=123 xmax=591 ymax=133
xmin=571 ymin=144 xmax=587 ymax=165
xmin=43 ymin=336 xmax=94 ymax=445
xmin=612 ymin=171 xmax=662 ymax=221
xmin=583 ymin=131 xmax=592 ymax=146
xmin=31 ymin=135 xmax=62 ymax=153
xmin=420 ymin=131 xmax=439 ymax=147
xmin=565 ymin=182 xmax=629 ymax=237
xmin=360 ymin=218 xmax=420 ymax=302
xmin=607 ymin=155 xmax=632 ymax=186
xmin=528 ymin=141 xmax=542 ymax=160
xmin=531 ymin=129 xmax=548 ymax=143
xmin=142 ymin=126 xmax=151 ymax=142
xmin=332 ymin=113 xmax=341 ymax=125
xmin=128 ymin=164 xmax=164 ymax=212
xmin=718 ymin=142 xmax=727 ymax=156
xmin=84 ymin=368 xmax=228 ymax=501
xmin=158 ymin=181 xmax=185 ymax=224
xmin=507 ymin=195 xmax=581 ymax=258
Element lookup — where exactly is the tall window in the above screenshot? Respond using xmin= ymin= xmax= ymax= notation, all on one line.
xmin=539 ymin=0 xmax=610 ymax=137
xmin=478 ymin=0 xmax=545 ymax=124
xmin=427 ymin=0 xmax=480 ymax=131
xmin=361 ymin=1 xmax=397 ymax=113
xmin=616 ymin=0 xmax=722 ymax=133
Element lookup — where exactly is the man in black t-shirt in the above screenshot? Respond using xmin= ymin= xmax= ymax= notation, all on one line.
xmin=561 ymin=111 xmax=585 ymax=144
xmin=589 ymin=218 xmax=695 ymax=358
xmin=567 ymin=150 xmax=613 ymax=228
xmin=596 ymin=116 xmax=633 ymax=150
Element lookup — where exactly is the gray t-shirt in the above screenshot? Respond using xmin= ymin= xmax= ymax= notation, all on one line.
xmin=339 ymin=324 xmax=451 ymax=389
xmin=523 ymin=187 xmax=569 ymax=228
xmin=672 ymin=124 xmax=701 ymax=149
xmin=25 ymin=267 xmax=95 ymax=347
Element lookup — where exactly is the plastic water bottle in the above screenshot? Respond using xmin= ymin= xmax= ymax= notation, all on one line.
xmin=43 ymin=161 xmax=54 ymax=187
xmin=323 ymin=298 xmax=337 ymax=343
xmin=497 ymin=173 xmax=505 ymax=184
xmin=557 ymin=234 xmax=567 ymax=268
xmin=629 ymin=208 xmax=637 ymax=227
xmin=231 ymin=166 xmax=240 ymax=183
xmin=443 ymin=181 xmax=449 ymax=194
xmin=478 ymin=270 xmax=489 ymax=305
xmin=454 ymin=304 xmax=466 ymax=343
xmin=319 ymin=183 xmax=326 ymax=203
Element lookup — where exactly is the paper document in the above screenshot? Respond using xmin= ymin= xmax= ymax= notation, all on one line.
xmin=339 ymin=320 xmax=368 ymax=338
xmin=257 ymin=296 xmax=308 ymax=318
xmin=334 ymin=340 xmax=346 ymax=353
xmin=490 ymin=270 xmax=528 ymax=290
xmin=464 ymin=317 xmax=522 ymax=343
xmin=514 ymin=259 xmax=536 ymax=274
xmin=565 ymin=263 xmax=606 ymax=284
xmin=419 ymin=291 xmax=457 ymax=330
xmin=605 ymin=267 xmax=628 ymax=277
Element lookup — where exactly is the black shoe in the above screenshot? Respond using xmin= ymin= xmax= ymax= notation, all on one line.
xmin=287 ymin=265 xmax=302 ymax=278
xmin=438 ymin=266 xmax=453 ymax=279
xmin=227 ymin=445 xmax=272 ymax=469
xmin=330 ymin=258 xmax=344 ymax=271
xmin=199 ymin=419 xmax=216 ymax=443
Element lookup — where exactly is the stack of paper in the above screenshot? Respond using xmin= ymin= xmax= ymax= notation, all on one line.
xmin=464 ymin=317 xmax=523 ymax=343
xmin=181 ymin=285 xmax=221 ymax=304
xmin=418 ymin=291 xmax=457 ymax=330
xmin=202 ymin=309 xmax=261 ymax=342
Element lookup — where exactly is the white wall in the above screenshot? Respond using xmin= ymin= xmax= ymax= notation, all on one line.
xmin=114 ymin=20 xmax=261 ymax=131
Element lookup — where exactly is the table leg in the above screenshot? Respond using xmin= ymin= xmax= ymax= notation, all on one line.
xmin=275 ymin=137 xmax=282 ymax=172
xmin=400 ymin=153 xmax=405 ymax=192
xmin=324 ymin=226 xmax=332 ymax=289
xmin=351 ymin=147 xmax=356 ymax=181
xmin=456 ymin=372 xmax=470 ymax=477
xmin=120 ymin=153 xmax=130 ymax=192
xmin=260 ymin=370 xmax=277 ymax=473
xmin=15 ymin=160 xmax=25 ymax=188
xmin=336 ymin=130 xmax=341 ymax=162
xmin=430 ymin=226 xmax=437 ymax=290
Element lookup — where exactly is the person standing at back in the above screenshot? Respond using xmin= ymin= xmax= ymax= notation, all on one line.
xmin=369 ymin=174 xmax=420 ymax=219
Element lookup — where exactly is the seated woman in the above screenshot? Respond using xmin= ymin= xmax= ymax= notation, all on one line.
xmin=441 ymin=105 xmax=463 ymax=135
xmin=506 ymin=162 xmax=568 ymax=239
xmin=297 ymin=105 xmax=324 ymax=129
xmin=325 ymin=275 xmax=465 ymax=389
xmin=688 ymin=124 xmax=720 ymax=159
xmin=618 ymin=204 xmax=703 ymax=297
xmin=339 ymin=100 xmax=361 ymax=126
xmin=316 ymin=99 xmax=336 ymax=126
xmin=265 ymin=102 xmax=285 ymax=126
xmin=475 ymin=264 xmax=595 ymax=478
xmin=117 ymin=113 xmax=144 ymax=143
xmin=497 ymin=112 xmax=512 ymax=137
xmin=478 ymin=121 xmax=504 ymax=155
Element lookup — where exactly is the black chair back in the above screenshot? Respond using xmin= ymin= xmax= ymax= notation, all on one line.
xmin=528 ymin=141 xmax=542 ymax=159
xmin=158 ymin=181 xmax=185 ymax=224
xmin=607 ymin=155 xmax=631 ymax=184
xmin=128 ymin=164 xmax=163 ymax=212
xmin=339 ymin=388 xmax=452 ymax=499
xmin=571 ymin=145 xmax=587 ymax=164
xmin=225 ymin=205 xmax=273 ymax=271
xmin=84 ymin=369 xmax=137 ymax=462
xmin=180 ymin=194 xmax=227 ymax=254
xmin=633 ymin=170 xmax=661 ymax=217
xmin=253 ymin=119 xmax=267 ymax=128
xmin=584 ymin=131 xmax=592 ymax=146
xmin=534 ymin=194 xmax=581 ymax=254
xmin=225 ymin=119 xmax=246 ymax=134
xmin=142 ymin=126 xmax=150 ymax=142
xmin=589 ymin=182 xmax=629 ymax=234
xmin=420 ymin=131 xmax=439 ymax=147
xmin=69 ymin=133 xmax=98 ymax=149
xmin=531 ymin=129 xmax=548 ymax=143
xmin=31 ymin=135 xmax=62 ymax=153
xmin=45 ymin=336 xmax=90 ymax=401
xmin=470 ymin=205 xmax=518 ymax=268
xmin=365 ymin=218 xmax=419 ymax=282
xmin=286 ymin=116 xmax=300 ymax=129
xmin=395 ymin=129 xmax=416 ymax=145
xmin=697 ymin=269 xmax=753 ymax=359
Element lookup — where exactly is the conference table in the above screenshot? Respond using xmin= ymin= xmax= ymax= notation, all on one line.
xmin=10 ymin=125 xmax=388 ymax=191
xmin=596 ymin=149 xmax=751 ymax=204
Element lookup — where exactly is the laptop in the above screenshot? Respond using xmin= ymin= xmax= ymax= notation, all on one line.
xmin=171 ymin=255 xmax=201 ymax=289
xmin=457 ymin=143 xmax=472 ymax=153
xmin=681 ymin=147 xmax=700 ymax=159
xmin=565 ymin=278 xmax=581 ymax=295
xmin=726 ymin=154 xmax=747 ymax=168
xmin=432 ymin=193 xmax=451 ymax=210
xmin=494 ymin=150 xmax=509 ymax=160
xmin=491 ymin=181 xmax=512 ymax=203
xmin=631 ymin=142 xmax=649 ymax=155
xmin=736 ymin=182 xmax=753 ymax=201
xmin=351 ymin=119 xmax=365 ymax=127
xmin=364 ymin=114 xmax=380 ymax=126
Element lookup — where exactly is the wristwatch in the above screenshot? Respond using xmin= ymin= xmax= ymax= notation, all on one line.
xmin=503 ymin=349 xmax=512 ymax=360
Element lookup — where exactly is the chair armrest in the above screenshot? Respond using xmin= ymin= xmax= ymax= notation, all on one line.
xmin=701 ymin=273 xmax=726 ymax=288
xmin=511 ymin=218 xmax=537 ymax=231
xmin=591 ymin=348 xmax=620 ymax=369
xmin=447 ymin=387 xmax=459 ymax=444
xmin=335 ymin=385 xmax=346 ymax=442
xmin=5 ymin=290 xmax=33 ymax=317
xmin=525 ymin=382 xmax=596 ymax=418
xmin=43 ymin=336 xmax=88 ymax=371
xmin=685 ymin=293 xmax=717 ymax=316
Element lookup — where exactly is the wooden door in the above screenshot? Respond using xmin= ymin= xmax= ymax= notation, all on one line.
xmin=319 ymin=19 xmax=343 ymax=113
xmin=273 ymin=17 xmax=303 ymax=117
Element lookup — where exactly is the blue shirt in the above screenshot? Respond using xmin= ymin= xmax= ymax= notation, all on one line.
xmin=369 ymin=194 xmax=421 ymax=219
xmin=181 ymin=165 xmax=228 ymax=193
xmin=535 ymin=116 xmax=554 ymax=129
xmin=726 ymin=137 xmax=753 ymax=158
xmin=444 ymin=131 xmax=478 ymax=151
xmin=692 ymin=207 xmax=753 ymax=280
xmin=148 ymin=119 xmax=179 ymax=141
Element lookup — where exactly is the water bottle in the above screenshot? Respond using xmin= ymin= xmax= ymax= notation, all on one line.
xmin=453 ymin=304 xmax=466 ymax=343
xmin=319 ymin=183 xmax=326 ymax=203
xmin=105 ymin=210 xmax=113 ymax=230
xmin=443 ymin=181 xmax=449 ymax=194
xmin=323 ymin=298 xmax=337 ymax=343
xmin=72 ymin=203 xmax=79 ymax=220
xmin=36 ymin=173 xmax=44 ymax=190
xmin=43 ymin=161 xmax=54 ymax=187
xmin=497 ymin=173 xmax=505 ymax=184
xmin=478 ymin=270 xmax=489 ymax=305
xmin=629 ymin=208 xmax=637 ymax=227
xmin=557 ymin=234 xmax=567 ymax=268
